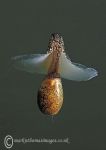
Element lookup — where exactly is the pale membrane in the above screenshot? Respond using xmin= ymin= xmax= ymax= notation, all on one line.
xmin=12 ymin=52 xmax=98 ymax=81
xmin=59 ymin=52 xmax=98 ymax=81
xmin=12 ymin=53 xmax=52 ymax=74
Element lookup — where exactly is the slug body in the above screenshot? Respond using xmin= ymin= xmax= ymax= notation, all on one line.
xmin=37 ymin=34 xmax=64 ymax=115
xmin=12 ymin=33 xmax=98 ymax=116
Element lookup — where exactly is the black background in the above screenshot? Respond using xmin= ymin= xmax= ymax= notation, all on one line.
xmin=0 ymin=0 xmax=106 ymax=149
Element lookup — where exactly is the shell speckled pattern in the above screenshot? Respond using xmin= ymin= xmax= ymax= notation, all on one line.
xmin=37 ymin=76 xmax=63 ymax=115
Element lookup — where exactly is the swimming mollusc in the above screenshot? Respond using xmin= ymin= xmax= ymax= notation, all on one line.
xmin=12 ymin=33 xmax=98 ymax=116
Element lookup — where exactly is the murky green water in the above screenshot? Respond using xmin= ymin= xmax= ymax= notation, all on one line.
xmin=0 ymin=0 xmax=106 ymax=149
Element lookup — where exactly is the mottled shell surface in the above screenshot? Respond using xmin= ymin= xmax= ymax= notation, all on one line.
xmin=37 ymin=76 xmax=63 ymax=115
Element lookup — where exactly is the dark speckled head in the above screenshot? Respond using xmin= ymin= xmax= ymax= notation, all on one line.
xmin=51 ymin=33 xmax=64 ymax=43
xmin=47 ymin=33 xmax=65 ymax=75
xmin=48 ymin=33 xmax=64 ymax=52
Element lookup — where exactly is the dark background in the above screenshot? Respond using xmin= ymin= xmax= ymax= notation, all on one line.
xmin=0 ymin=0 xmax=106 ymax=149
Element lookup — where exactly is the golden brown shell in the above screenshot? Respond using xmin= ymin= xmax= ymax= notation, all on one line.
xmin=37 ymin=76 xmax=63 ymax=115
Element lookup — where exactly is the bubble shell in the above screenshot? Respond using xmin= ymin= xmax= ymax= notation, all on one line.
xmin=37 ymin=76 xmax=63 ymax=115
